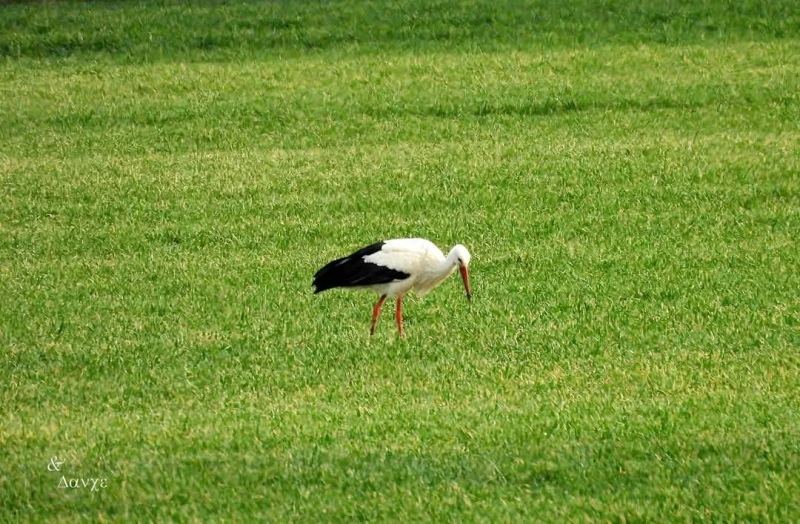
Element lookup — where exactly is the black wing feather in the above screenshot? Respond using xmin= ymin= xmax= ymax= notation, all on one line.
xmin=312 ymin=241 xmax=410 ymax=293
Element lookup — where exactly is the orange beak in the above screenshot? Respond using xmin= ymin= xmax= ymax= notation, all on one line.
xmin=459 ymin=265 xmax=471 ymax=302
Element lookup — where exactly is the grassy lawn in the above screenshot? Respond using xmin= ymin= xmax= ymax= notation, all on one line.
xmin=2 ymin=0 xmax=799 ymax=521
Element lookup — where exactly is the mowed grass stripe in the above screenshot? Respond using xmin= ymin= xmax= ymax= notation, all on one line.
xmin=1 ymin=41 xmax=799 ymax=158
xmin=2 ymin=0 xmax=799 ymax=60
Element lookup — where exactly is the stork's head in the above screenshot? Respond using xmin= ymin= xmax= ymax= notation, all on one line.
xmin=451 ymin=244 xmax=472 ymax=302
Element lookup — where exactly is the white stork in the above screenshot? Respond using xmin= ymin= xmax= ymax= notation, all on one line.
xmin=312 ymin=238 xmax=472 ymax=337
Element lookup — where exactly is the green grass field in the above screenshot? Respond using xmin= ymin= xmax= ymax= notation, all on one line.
xmin=2 ymin=0 xmax=799 ymax=521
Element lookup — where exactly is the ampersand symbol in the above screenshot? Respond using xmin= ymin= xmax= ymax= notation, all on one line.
xmin=47 ymin=456 xmax=64 ymax=472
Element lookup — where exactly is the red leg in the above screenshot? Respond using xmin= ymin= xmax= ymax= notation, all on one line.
xmin=395 ymin=295 xmax=404 ymax=338
xmin=370 ymin=294 xmax=387 ymax=336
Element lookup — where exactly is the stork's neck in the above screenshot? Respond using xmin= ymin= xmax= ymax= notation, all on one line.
xmin=435 ymin=248 xmax=461 ymax=276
